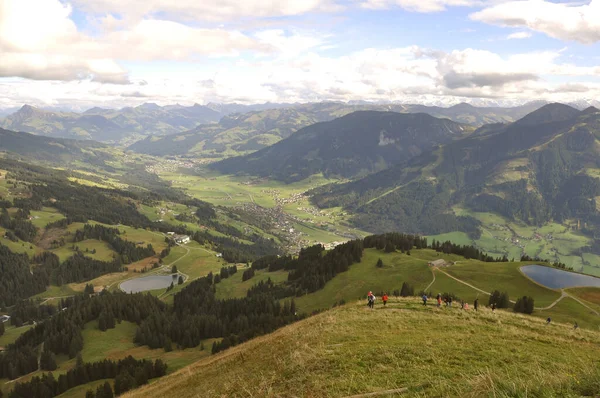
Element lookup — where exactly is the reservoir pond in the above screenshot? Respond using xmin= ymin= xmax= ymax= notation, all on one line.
xmin=120 ymin=275 xmax=177 ymax=293
xmin=520 ymin=265 xmax=600 ymax=289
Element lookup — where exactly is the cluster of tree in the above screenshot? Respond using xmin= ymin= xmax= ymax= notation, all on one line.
xmin=488 ymin=290 xmax=511 ymax=309
xmin=364 ymin=233 xmax=428 ymax=253
xmin=283 ymin=240 xmax=364 ymax=294
xmin=192 ymin=230 xmax=280 ymax=263
xmin=9 ymin=300 xmax=57 ymax=327
xmin=0 ymin=292 xmax=166 ymax=380
xmin=0 ymin=208 xmax=38 ymax=242
xmin=434 ymin=240 xmax=508 ymax=262
xmin=44 ymin=218 xmax=71 ymax=230
xmin=520 ymin=254 xmax=568 ymax=270
xmin=0 ymin=320 xmax=5 ymax=337
xmin=513 ymin=296 xmax=535 ymax=314
xmin=9 ymin=356 xmax=167 ymax=398
xmin=246 ymin=278 xmax=296 ymax=300
xmin=135 ymin=274 xmax=299 ymax=354
xmin=0 ymin=244 xmax=49 ymax=307
xmin=74 ymin=224 xmax=155 ymax=264
xmin=87 ymin=382 xmax=113 ymax=398
xmin=242 ymin=267 xmax=255 ymax=281
xmin=251 ymin=254 xmax=292 ymax=272
xmin=219 ymin=265 xmax=237 ymax=280
xmin=52 ymin=253 xmax=123 ymax=285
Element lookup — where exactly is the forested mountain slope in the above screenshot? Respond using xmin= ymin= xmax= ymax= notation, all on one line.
xmin=0 ymin=128 xmax=113 ymax=164
xmin=211 ymin=111 xmax=472 ymax=182
xmin=311 ymin=104 xmax=600 ymax=239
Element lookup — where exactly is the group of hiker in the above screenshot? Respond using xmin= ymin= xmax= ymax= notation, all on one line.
xmin=366 ymin=292 xmax=581 ymax=330
xmin=368 ymin=291 xmax=482 ymax=311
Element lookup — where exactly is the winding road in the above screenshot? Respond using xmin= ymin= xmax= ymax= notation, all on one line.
xmin=434 ymin=267 xmax=599 ymax=312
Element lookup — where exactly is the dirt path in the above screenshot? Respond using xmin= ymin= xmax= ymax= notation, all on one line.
xmin=40 ymin=296 xmax=74 ymax=305
xmin=564 ymin=291 xmax=600 ymax=316
xmin=435 ymin=268 xmax=568 ymax=310
xmin=424 ymin=268 xmax=436 ymax=292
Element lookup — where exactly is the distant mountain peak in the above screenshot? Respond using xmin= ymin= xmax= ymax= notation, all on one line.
xmin=137 ymin=102 xmax=161 ymax=110
xmin=581 ymin=106 xmax=600 ymax=115
xmin=515 ymin=103 xmax=580 ymax=126
xmin=449 ymin=102 xmax=476 ymax=110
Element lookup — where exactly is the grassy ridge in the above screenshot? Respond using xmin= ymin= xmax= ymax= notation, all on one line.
xmin=123 ymin=299 xmax=600 ymax=398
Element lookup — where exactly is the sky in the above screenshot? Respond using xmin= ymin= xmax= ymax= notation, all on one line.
xmin=0 ymin=0 xmax=599 ymax=110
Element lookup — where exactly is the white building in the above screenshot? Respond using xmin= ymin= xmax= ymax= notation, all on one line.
xmin=175 ymin=235 xmax=190 ymax=244
xmin=0 ymin=315 xmax=10 ymax=323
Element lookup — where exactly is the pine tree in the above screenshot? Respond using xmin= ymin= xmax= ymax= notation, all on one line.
xmin=40 ymin=349 xmax=57 ymax=371
xmin=400 ymin=282 xmax=414 ymax=297
xmin=102 ymin=381 xmax=114 ymax=398
xmin=171 ymin=265 xmax=178 ymax=274
xmin=178 ymin=276 xmax=184 ymax=285
xmin=76 ymin=353 xmax=84 ymax=368
xmin=376 ymin=258 xmax=383 ymax=268
xmin=0 ymin=320 xmax=4 ymax=337
xmin=85 ymin=390 xmax=95 ymax=398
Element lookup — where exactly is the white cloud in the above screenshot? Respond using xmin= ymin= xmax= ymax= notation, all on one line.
xmin=70 ymin=0 xmax=340 ymax=21
xmin=361 ymin=0 xmax=478 ymax=12
xmin=471 ymin=0 xmax=600 ymax=44
xmin=0 ymin=0 xmax=273 ymax=82
xmin=507 ymin=31 xmax=532 ymax=40
xmin=2 ymin=44 xmax=600 ymax=110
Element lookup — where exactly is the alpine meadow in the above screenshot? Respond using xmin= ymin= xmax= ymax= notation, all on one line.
xmin=1 ymin=0 xmax=600 ymax=397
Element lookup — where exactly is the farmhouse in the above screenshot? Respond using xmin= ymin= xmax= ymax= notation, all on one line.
xmin=428 ymin=259 xmax=449 ymax=267
xmin=174 ymin=235 xmax=191 ymax=244
xmin=0 ymin=315 xmax=10 ymax=323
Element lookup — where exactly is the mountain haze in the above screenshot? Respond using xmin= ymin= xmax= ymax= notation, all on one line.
xmin=128 ymin=101 xmax=546 ymax=158
xmin=0 ymin=128 xmax=113 ymax=164
xmin=211 ymin=111 xmax=472 ymax=182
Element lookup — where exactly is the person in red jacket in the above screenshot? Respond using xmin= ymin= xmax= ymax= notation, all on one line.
xmin=382 ymin=293 xmax=388 ymax=306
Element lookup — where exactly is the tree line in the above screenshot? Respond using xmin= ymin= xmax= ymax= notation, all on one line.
xmin=9 ymin=356 xmax=167 ymax=398
xmin=74 ymin=224 xmax=155 ymax=264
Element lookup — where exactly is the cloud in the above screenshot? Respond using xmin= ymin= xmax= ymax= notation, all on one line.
xmin=507 ymin=31 xmax=532 ymax=40
xmin=70 ymin=0 xmax=340 ymax=21
xmin=471 ymin=0 xmax=600 ymax=44
xmin=360 ymin=0 xmax=478 ymax=12
xmin=0 ymin=0 xmax=272 ymax=82
xmin=443 ymin=71 xmax=537 ymax=89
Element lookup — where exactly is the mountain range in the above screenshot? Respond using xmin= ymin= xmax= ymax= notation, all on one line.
xmin=128 ymin=101 xmax=548 ymax=158
xmin=309 ymin=104 xmax=600 ymax=238
xmin=211 ymin=111 xmax=472 ymax=181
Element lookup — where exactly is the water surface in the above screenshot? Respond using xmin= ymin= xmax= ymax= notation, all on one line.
xmin=520 ymin=265 xmax=600 ymax=289
xmin=120 ymin=275 xmax=177 ymax=293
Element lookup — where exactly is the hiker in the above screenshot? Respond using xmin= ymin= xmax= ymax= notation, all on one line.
xmin=546 ymin=317 xmax=551 ymax=325
xmin=367 ymin=291 xmax=376 ymax=309
xmin=491 ymin=303 xmax=496 ymax=312
xmin=464 ymin=302 xmax=469 ymax=310
xmin=460 ymin=300 xmax=465 ymax=310
xmin=382 ymin=293 xmax=388 ymax=306
xmin=448 ymin=296 xmax=453 ymax=308
xmin=474 ymin=298 xmax=479 ymax=312
xmin=436 ymin=293 xmax=442 ymax=308
xmin=574 ymin=322 xmax=579 ymax=330
xmin=422 ymin=294 xmax=428 ymax=306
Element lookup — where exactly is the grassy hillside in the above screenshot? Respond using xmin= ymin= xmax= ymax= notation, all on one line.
xmin=124 ymin=299 xmax=600 ymax=398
